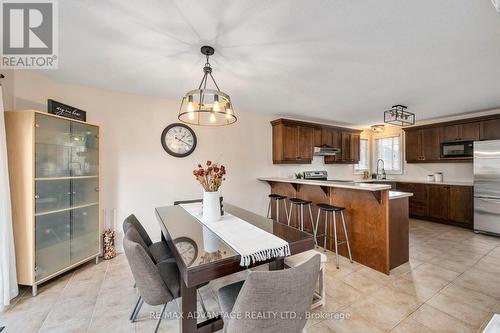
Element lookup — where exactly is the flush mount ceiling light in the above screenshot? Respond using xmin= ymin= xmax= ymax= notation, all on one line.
xmin=178 ymin=46 xmax=236 ymax=126
xmin=371 ymin=124 xmax=385 ymax=132
xmin=384 ymin=104 xmax=415 ymax=126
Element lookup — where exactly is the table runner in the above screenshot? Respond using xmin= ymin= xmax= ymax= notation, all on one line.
xmin=180 ymin=203 xmax=290 ymax=266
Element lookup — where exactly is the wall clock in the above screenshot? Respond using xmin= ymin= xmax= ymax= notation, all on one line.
xmin=173 ymin=237 xmax=198 ymax=267
xmin=161 ymin=123 xmax=197 ymax=157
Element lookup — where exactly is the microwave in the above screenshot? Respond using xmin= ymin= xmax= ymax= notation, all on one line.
xmin=440 ymin=141 xmax=473 ymax=158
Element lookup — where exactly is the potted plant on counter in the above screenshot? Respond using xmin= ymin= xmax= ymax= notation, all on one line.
xmin=193 ymin=160 xmax=226 ymax=222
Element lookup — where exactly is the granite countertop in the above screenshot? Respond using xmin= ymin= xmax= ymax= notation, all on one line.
xmin=389 ymin=191 xmax=413 ymax=200
xmin=258 ymin=177 xmax=391 ymax=192
xmin=360 ymin=179 xmax=473 ymax=186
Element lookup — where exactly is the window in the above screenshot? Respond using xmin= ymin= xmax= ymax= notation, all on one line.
xmin=375 ymin=135 xmax=402 ymax=173
xmin=355 ymin=138 xmax=369 ymax=172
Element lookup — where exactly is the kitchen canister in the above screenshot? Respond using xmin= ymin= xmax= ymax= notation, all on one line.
xmin=434 ymin=172 xmax=443 ymax=182
xmin=427 ymin=174 xmax=435 ymax=182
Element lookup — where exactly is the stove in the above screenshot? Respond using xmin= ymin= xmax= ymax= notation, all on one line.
xmin=303 ymin=171 xmax=355 ymax=183
xmin=303 ymin=171 xmax=328 ymax=181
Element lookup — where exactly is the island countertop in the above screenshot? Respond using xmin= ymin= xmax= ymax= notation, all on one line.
xmin=258 ymin=177 xmax=391 ymax=192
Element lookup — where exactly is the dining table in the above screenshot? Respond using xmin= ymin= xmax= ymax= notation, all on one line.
xmin=155 ymin=202 xmax=315 ymax=333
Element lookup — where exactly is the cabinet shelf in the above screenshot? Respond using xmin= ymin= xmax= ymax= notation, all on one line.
xmin=35 ymin=202 xmax=99 ymax=217
xmin=35 ymin=175 xmax=99 ymax=181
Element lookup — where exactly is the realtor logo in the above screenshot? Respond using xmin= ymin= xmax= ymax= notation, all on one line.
xmin=1 ymin=0 xmax=58 ymax=69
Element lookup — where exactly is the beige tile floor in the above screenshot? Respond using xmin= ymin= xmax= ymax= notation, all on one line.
xmin=1 ymin=218 xmax=500 ymax=333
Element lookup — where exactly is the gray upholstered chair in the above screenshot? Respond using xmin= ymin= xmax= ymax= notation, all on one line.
xmin=123 ymin=214 xmax=173 ymax=263
xmin=217 ymin=255 xmax=320 ymax=333
xmin=123 ymin=227 xmax=180 ymax=333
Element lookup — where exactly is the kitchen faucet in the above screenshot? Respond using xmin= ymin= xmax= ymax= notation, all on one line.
xmin=376 ymin=159 xmax=386 ymax=180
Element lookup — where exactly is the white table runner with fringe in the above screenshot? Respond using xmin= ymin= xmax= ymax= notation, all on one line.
xmin=179 ymin=202 xmax=290 ymax=266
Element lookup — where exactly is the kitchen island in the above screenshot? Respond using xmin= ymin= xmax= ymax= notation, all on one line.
xmin=258 ymin=177 xmax=412 ymax=274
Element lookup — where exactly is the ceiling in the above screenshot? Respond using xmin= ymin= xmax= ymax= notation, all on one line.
xmin=42 ymin=0 xmax=500 ymax=126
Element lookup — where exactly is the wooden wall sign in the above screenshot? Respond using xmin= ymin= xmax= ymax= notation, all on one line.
xmin=48 ymin=99 xmax=87 ymax=121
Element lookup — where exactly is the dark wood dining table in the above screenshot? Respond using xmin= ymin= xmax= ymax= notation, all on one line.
xmin=155 ymin=203 xmax=315 ymax=333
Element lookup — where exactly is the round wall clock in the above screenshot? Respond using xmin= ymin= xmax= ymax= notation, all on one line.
xmin=161 ymin=123 xmax=197 ymax=157
xmin=173 ymin=237 xmax=198 ymax=267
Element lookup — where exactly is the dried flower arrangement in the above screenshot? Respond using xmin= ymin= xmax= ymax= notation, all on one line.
xmin=193 ymin=160 xmax=226 ymax=192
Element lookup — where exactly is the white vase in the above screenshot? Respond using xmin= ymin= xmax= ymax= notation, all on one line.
xmin=202 ymin=191 xmax=221 ymax=222
xmin=202 ymin=226 xmax=220 ymax=253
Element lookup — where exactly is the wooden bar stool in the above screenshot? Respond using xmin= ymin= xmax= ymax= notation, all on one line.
xmin=266 ymin=194 xmax=288 ymax=223
xmin=316 ymin=203 xmax=353 ymax=269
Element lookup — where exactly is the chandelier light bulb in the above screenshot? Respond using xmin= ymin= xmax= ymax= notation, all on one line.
xmin=187 ymin=95 xmax=195 ymax=112
xmin=188 ymin=111 xmax=195 ymax=120
xmin=213 ymin=94 xmax=221 ymax=112
xmin=210 ymin=112 xmax=216 ymax=123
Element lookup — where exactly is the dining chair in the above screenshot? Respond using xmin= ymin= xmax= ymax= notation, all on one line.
xmin=217 ymin=255 xmax=320 ymax=333
xmin=123 ymin=227 xmax=180 ymax=333
xmin=123 ymin=214 xmax=173 ymax=263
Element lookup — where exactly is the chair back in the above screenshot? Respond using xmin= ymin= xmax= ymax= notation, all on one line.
xmin=123 ymin=214 xmax=153 ymax=247
xmin=173 ymin=199 xmax=202 ymax=205
xmin=226 ymin=255 xmax=320 ymax=333
xmin=123 ymin=228 xmax=174 ymax=306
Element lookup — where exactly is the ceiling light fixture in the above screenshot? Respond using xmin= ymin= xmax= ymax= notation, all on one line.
xmin=178 ymin=46 xmax=236 ymax=126
xmin=371 ymin=124 xmax=385 ymax=132
xmin=384 ymin=104 xmax=415 ymax=126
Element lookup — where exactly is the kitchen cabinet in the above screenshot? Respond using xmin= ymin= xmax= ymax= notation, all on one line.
xmin=404 ymin=128 xmax=440 ymax=162
xmin=404 ymin=114 xmax=500 ymax=163
xmin=480 ymin=118 xmax=500 ymax=141
xmin=448 ymin=186 xmax=473 ymax=225
xmin=272 ymin=118 xmax=361 ymax=164
xmin=440 ymin=123 xmax=480 ymax=142
xmin=396 ymin=182 xmax=428 ymax=217
xmin=396 ymin=182 xmax=473 ymax=228
xmin=272 ymin=119 xmax=314 ymax=164
xmin=427 ymin=185 xmax=449 ymax=220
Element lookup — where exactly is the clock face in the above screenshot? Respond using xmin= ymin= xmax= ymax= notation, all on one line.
xmin=161 ymin=123 xmax=197 ymax=157
xmin=173 ymin=237 xmax=198 ymax=266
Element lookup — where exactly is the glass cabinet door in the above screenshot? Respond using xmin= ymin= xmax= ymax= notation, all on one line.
xmin=70 ymin=204 xmax=99 ymax=264
xmin=35 ymin=211 xmax=71 ymax=281
xmin=70 ymin=122 xmax=99 ymax=177
xmin=35 ymin=114 xmax=72 ymax=178
xmin=71 ymin=178 xmax=99 ymax=207
xmin=35 ymin=179 xmax=71 ymax=214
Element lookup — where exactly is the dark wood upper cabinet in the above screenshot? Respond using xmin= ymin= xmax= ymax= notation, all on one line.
xmin=480 ymin=118 xmax=500 ymax=141
xmin=404 ymin=128 xmax=440 ymax=162
xmin=404 ymin=113 xmax=500 ymax=163
xmin=404 ymin=130 xmax=421 ymax=162
xmin=272 ymin=121 xmax=313 ymax=164
xmin=441 ymin=123 xmax=479 ymax=142
xmin=421 ymin=128 xmax=441 ymax=161
xmin=272 ymin=119 xmax=361 ymax=164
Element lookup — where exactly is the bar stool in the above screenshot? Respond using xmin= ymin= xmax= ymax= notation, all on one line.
xmin=316 ymin=203 xmax=353 ymax=269
xmin=287 ymin=198 xmax=315 ymax=238
xmin=267 ymin=194 xmax=288 ymax=223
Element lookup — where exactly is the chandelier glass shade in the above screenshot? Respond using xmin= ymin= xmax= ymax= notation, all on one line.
xmin=178 ymin=46 xmax=236 ymax=126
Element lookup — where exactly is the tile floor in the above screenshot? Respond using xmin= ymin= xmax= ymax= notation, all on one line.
xmin=1 ymin=219 xmax=500 ymax=333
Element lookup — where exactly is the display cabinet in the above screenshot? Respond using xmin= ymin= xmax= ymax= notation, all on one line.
xmin=5 ymin=110 xmax=100 ymax=296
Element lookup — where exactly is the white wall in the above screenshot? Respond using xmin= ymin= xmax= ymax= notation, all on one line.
xmin=5 ymin=71 xmax=356 ymax=247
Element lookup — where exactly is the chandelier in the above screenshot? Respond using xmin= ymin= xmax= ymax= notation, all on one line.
xmin=384 ymin=105 xmax=415 ymax=126
xmin=178 ymin=46 xmax=236 ymax=126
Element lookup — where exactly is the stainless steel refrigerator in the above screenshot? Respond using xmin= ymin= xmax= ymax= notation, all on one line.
xmin=474 ymin=140 xmax=500 ymax=236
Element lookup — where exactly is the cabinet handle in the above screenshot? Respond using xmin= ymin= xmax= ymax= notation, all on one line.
xmin=35 ymin=123 xmax=40 ymax=128
xmin=34 ymin=195 xmax=40 ymax=199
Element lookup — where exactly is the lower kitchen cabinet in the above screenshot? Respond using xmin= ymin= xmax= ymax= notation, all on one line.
xmin=396 ymin=182 xmax=473 ymax=228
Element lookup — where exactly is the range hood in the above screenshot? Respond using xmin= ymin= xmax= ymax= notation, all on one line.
xmin=313 ymin=145 xmax=341 ymax=156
